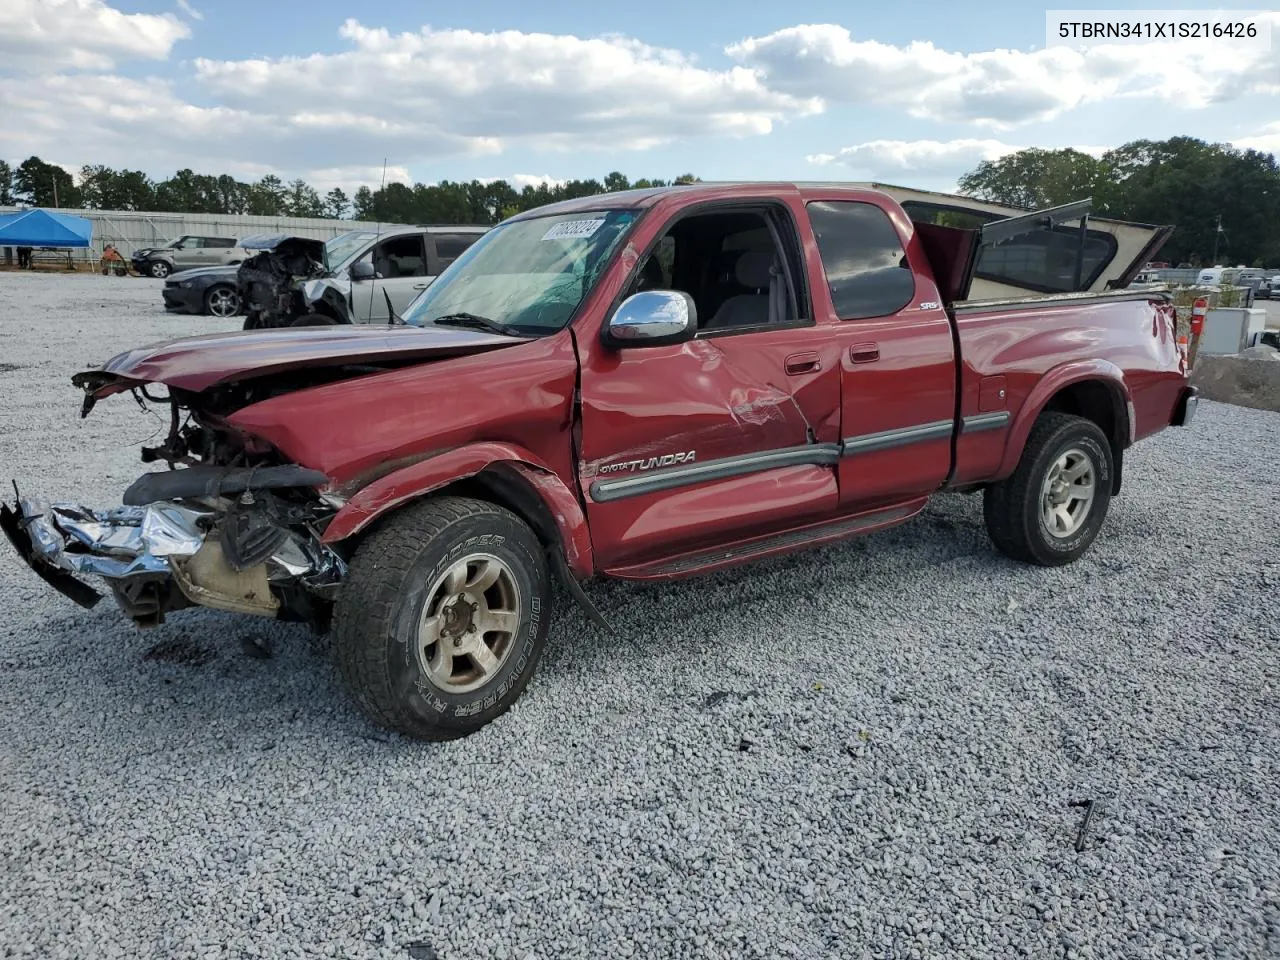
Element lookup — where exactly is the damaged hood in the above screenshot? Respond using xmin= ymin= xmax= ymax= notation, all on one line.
xmin=72 ymin=325 xmax=531 ymax=402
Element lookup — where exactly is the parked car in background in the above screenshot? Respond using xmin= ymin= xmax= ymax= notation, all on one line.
xmin=238 ymin=225 xmax=490 ymax=329
xmin=131 ymin=235 xmax=248 ymax=279
xmin=3 ymin=182 xmax=1196 ymax=741
xmin=1256 ymin=277 xmax=1274 ymax=300
xmin=161 ymin=265 xmax=242 ymax=318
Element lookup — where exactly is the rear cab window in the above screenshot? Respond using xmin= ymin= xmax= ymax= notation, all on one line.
xmin=806 ymin=201 xmax=916 ymax=320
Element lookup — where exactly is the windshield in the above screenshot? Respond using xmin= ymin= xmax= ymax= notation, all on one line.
xmin=401 ymin=209 xmax=638 ymax=334
xmin=324 ymin=231 xmax=379 ymax=271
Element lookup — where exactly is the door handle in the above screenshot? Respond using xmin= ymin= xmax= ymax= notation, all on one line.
xmin=413 ymin=282 xmax=430 ymax=290
xmin=784 ymin=352 xmax=821 ymax=375
xmin=850 ymin=342 xmax=880 ymax=364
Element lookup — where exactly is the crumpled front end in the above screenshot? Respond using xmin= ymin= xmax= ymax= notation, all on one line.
xmin=3 ymin=482 xmax=347 ymax=629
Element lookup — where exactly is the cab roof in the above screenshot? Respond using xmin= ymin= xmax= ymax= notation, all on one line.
xmin=501 ymin=182 xmax=890 ymax=222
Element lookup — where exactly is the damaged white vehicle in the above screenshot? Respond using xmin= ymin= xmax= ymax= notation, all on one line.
xmin=239 ymin=225 xmax=489 ymax=329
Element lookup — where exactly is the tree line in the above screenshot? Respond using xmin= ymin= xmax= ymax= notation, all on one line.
xmin=957 ymin=136 xmax=1280 ymax=267
xmin=0 ymin=156 xmax=700 ymax=226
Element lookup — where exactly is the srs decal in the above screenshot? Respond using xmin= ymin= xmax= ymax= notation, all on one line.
xmin=598 ymin=451 xmax=697 ymax=475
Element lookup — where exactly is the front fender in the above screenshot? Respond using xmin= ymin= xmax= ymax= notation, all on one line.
xmin=998 ymin=359 xmax=1133 ymax=478
xmin=320 ymin=441 xmax=593 ymax=576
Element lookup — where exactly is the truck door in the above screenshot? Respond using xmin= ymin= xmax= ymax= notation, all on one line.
xmin=576 ymin=201 xmax=843 ymax=572
xmin=803 ymin=199 xmax=957 ymax=508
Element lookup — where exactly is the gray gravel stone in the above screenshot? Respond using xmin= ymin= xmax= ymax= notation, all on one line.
xmin=1 ymin=272 xmax=1279 ymax=959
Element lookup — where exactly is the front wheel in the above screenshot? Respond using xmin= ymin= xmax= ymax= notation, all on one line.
xmin=203 ymin=285 xmax=240 ymax=318
xmin=983 ymin=412 xmax=1113 ymax=566
xmin=333 ymin=497 xmax=552 ymax=740
xmin=148 ymin=260 xmax=171 ymax=279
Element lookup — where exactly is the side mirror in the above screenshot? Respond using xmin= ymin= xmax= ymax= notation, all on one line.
xmin=603 ymin=290 xmax=697 ymax=349
xmin=349 ymin=260 xmax=376 ymax=282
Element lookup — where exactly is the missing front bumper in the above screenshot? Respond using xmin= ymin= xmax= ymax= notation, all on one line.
xmin=2 ymin=487 xmax=345 ymax=627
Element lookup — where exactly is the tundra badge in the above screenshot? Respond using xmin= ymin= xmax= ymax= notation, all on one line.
xmin=598 ymin=451 xmax=697 ymax=475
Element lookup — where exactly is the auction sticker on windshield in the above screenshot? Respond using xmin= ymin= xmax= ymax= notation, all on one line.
xmin=542 ymin=219 xmax=605 ymax=241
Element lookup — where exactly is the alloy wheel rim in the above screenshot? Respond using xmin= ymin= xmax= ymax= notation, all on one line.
xmin=416 ymin=553 xmax=521 ymax=694
xmin=1040 ymin=447 xmax=1096 ymax=538
xmin=207 ymin=288 xmax=238 ymax=317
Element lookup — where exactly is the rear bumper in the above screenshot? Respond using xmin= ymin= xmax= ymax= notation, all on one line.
xmin=1172 ymin=385 xmax=1198 ymax=427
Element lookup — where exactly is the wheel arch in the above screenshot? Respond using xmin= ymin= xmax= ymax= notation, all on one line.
xmin=1000 ymin=361 xmax=1132 ymax=495
xmin=320 ymin=442 xmax=594 ymax=577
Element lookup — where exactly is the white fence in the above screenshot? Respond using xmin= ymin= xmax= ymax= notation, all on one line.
xmin=0 ymin=206 xmax=400 ymax=263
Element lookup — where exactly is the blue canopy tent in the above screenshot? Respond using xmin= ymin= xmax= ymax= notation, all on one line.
xmin=1 ymin=208 xmax=94 ymax=269
xmin=0 ymin=208 xmax=93 ymax=248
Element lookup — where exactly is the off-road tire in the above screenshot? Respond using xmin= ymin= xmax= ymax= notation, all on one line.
xmin=983 ymin=412 xmax=1113 ymax=567
xmin=149 ymin=260 xmax=171 ymax=278
xmin=333 ymin=497 xmax=552 ymax=740
xmin=289 ymin=313 xmax=337 ymax=327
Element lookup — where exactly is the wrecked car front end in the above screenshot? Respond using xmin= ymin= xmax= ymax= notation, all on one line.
xmin=3 ymin=479 xmax=345 ymax=629
xmin=4 ymin=322 xmax=528 ymax=632
xmin=237 ymin=234 xmax=328 ymax=330
xmin=2 ymin=379 xmax=349 ymax=630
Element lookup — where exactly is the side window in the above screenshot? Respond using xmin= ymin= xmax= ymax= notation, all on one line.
xmin=434 ymin=235 xmax=478 ymax=261
xmin=430 ymin=234 xmax=483 ymax=273
xmin=373 ymin=235 xmax=428 ymax=278
xmin=901 ymin=199 xmax=1118 ymax=292
xmin=177 ymin=236 xmax=203 ymax=249
xmin=206 ymin=237 xmax=236 ymax=248
xmin=975 ymin=229 xmax=1117 ymax=293
xmin=623 ymin=209 xmax=801 ymax=333
xmin=807 ymin=201 xmax=915 ymax=320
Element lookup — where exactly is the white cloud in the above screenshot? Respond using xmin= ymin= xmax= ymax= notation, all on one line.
xmin=727 ymin=20 xmax=1280 ymax=129
xmin=806 ymin=134 xmax=1278 ymax=193
xmin=0 ymin=0 xmax=189 ymax=72
xmin=306 ymin=165 xmax=414 ymax=195
xmin=1236 ymin=122 xmax=1280 ymax=156
xmin=0 ymin=20 xmax=820 ymax=181
xmin=190 ymin=20 xmax=821 ymax=153
xmin=0 ymin=71 xmax=498 ymax=177
xmin=175 ymin=0 xmax=203 ymax=22
xmin=510 ymin=174 xmax=568 ymax=190
xmin=807 ymin=138 xmax=1022 ymax=175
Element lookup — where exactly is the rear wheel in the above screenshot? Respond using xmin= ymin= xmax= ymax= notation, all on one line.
xmin=203 ymin=284 xmax=240 ymax=318
xmin=983 ymin=412 xmax=1113 ymax=566
xmin=333 ymin=497 xmax=552 ymax=740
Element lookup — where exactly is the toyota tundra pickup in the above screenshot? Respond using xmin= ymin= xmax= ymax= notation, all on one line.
xmin=2 ymin=182 xmax=1197 ymax=741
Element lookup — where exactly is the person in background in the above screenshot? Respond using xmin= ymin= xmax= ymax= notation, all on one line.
xmin=17 ymin=246 xmax=32 ymax=269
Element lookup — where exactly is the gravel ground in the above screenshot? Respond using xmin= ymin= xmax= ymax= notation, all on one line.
xmin=1 ymin=270 xmax=1278 ymax=960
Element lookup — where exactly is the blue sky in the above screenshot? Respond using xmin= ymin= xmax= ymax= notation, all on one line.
xmin=1 ymin=0 xmax=1277 ymax=196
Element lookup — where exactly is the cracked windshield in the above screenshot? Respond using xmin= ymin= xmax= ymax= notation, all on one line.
xmin=402 ymin=210 xmax=636 ymax=333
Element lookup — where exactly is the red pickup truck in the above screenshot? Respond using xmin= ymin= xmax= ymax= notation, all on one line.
xmin=3 ymin=182 xmax=1196 ymax=740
